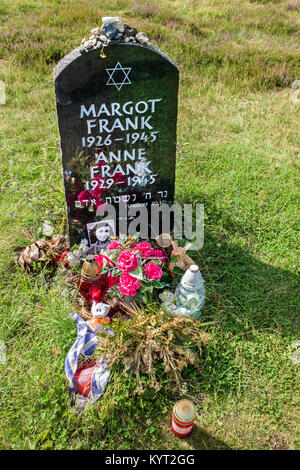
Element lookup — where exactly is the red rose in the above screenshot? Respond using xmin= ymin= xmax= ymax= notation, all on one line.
xmin=119 ymin=272 xmax=140 ymax=297
xmin=145 ymin=262 xmax=163 ymax=280
xmin=134 ymin=241 xmax=153 ymax=259
xmin=117 ymin=250 xmax=138 ymax=272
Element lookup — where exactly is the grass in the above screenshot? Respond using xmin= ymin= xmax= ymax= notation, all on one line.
xmin=0 ymin=0 xmax=299 ymax=450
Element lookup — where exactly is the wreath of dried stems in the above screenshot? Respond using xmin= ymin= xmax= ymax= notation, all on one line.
xmin=93 ymin=303 xmax=209 ymax=393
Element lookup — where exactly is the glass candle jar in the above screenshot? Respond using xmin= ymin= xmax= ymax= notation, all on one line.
xmin=174 ymin=264 xmax=205 ymax=320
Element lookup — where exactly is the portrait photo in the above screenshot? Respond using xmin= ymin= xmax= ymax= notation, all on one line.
xmin=86 ymin=219 xmax=115 ymax=252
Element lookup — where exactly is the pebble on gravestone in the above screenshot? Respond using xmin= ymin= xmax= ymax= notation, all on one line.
xmin=102 ymin=17 xmax=125 ymax=33
xmin=123 ymin=25 xmax=138 ymax=38
xmin=91 ymin=27 xmax=102 ymax=36
xmin=135 ymin=32 xmax=150 ymax=45
xmin=83 ymin=39 xmax=96 ymax=50
xmin=99 ymin=34 xmax=109 ymax=42
xmin=101 ymin=22 xmax=119 ymax=40
xmin=54 ymin=21 xmax=179 ymax=249
xmin=125 ymin=36 xmax=136 ymax=43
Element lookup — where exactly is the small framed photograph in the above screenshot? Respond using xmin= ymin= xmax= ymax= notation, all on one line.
xmin=86 ymin=219 xmax=115 ymax=252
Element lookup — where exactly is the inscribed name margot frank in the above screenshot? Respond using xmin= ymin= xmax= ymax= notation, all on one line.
xmin=54 ymin=38 xmax=179 ymax=249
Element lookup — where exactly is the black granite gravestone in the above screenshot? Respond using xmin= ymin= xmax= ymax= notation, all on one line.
xmin=54 ymin=40 xmax=179 ymax=248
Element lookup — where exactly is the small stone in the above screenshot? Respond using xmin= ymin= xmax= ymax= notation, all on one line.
xmin=81 ymin=37 xmax=86 ymax=45
xmin=135 ymin=32 xmax=150 ymax=45
xmin=83 ymin=39 xmax=96 ymax=50
xmin=91 ymin=27 xmax=101 ymax=35
xmin=101 ymin=22 xmax=119 ymax=40
xmin=125 ymin=36 xmax=136 ymax=43
xmin=99 ymin=34 xmax=108 ymax=42
xmin=102 ymin=16 xmax=124 ymax=33
xmin=89 ymin=35 xmax=97 ymax=40
xmin=110 ymin=32 xmax=123 ymax=41
xmin=123 ymin=25 xmax=137 ymax=37
xmin=79 ymin=46 xmax=86 ymax=54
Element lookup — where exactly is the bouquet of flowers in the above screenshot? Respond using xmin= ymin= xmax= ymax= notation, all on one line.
xmin=94 ymin=234 xmax=169 ymax=304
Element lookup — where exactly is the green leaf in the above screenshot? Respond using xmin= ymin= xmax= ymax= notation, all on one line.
xmin=171 ymin=254 xmax=181 ymax=264
xmin=143 ymin=284 xmax=153 ymax=293
xmin=129 ymin=265 xmax=144 ymax=280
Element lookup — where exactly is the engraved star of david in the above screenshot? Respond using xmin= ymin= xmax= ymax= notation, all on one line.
xmin=105 ymin=62 xmax=132 ymax=91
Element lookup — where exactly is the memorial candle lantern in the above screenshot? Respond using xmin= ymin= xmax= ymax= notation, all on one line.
xmin=79 ymin=254 xmax=108 ymax=303
xmin=67 ymin=173 xmax=83 ymax=212
xmin=171 ymin=400 xmax=196 ymax=438
xmin=156 ymin=233 xmax=173 ymax=260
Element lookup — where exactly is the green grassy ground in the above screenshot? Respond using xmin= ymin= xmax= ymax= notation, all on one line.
xmin=0 ymin=0 xmax=299 ymax=450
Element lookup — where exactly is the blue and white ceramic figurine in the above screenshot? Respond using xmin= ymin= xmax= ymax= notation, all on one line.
xmin=174 ymin=264 xmax=205 ymax=320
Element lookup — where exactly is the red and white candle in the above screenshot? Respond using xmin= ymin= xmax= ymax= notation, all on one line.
xmin=171 ymin=400 xmax=196 ymax=438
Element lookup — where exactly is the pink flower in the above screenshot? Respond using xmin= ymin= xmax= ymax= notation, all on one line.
xmin=77 ymin=190 xmax=91 ymax=206
xmin=91 ymin=183 xmax=106 ymax=199
xmin=134 ymin=241 xmax=153 ymax=259
xmin=145 ymin=262 xmax=163 ymax=280
xmin=107 ymin=240 xmax=122 ymax=250
xmin=113 ymin=172 xmax=127 ymax=186
xmin=117 ymin=250 xmax=138 ymax=272
xmin=151 ymin=249 xmax=167 ymax=263
xmin=96 ymin=161 xmax=106 ymax=169
xmin=119 ymin=272 xmax=140 ymax=297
